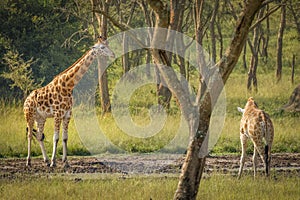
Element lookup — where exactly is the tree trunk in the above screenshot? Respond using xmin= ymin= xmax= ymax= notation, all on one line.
xmin=95 ymin=0 xmax=111 ymax=113
xmin=287 ymin=1 xmax=300 ymax=38
xmin=291 ymin=54 xmax=295 ymax=84
xmin=169 ymin=0 xmax=186 ymax=80
xmin=174 ymin=1 xmax=264 ymax=199
xmin=209 ymin=0 xmax=219 ymax=63
xmin=122 ymin=34 xmax=130 ymax=74
xmin=247 ymin=39 xmax=258 ymax=92
xmin=247 ymin=7 xmax=264 ymax=92
xmin=122 ymin=2 xmax=136 ymax=74
xmin=261 ymin=3 xmax=270 ymax=60
xmin=282 ymin=84 xmax=300 ymax=112
xmin=194 ymin=0 xmax=207 ymax=98
xmin=242 ymin=42 xmax=247 ymax=70
xmin=216 ymin=16 xmax=223 ymax=61
xmin=276 ymin=4 xmax=286 ymax=82
xmin=146 ymin=0 xmax=172 ymax=110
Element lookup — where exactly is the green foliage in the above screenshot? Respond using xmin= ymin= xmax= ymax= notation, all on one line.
xmin=1 ymin=49 xmax=43 ymax=98
xmin=0 ymin=0 xmax=87 ymax=93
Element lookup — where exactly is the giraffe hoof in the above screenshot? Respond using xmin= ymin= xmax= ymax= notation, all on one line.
xmin=26 ymin=159 xmax=31 ymax=167
xmin=63 ymin=162 xmax=70 ymax=169
xmin=50 ymin=162 xmax=56 ymax=168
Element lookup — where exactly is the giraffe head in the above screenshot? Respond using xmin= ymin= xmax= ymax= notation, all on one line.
xmin=238 ymin=97 xmax=259 ymax=114
xmin=244 ymin=97 xmax=259 ymax=112
xmin=91 ymin=36 xmax=115 ymax=58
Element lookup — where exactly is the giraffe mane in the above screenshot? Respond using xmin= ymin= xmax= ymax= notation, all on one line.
xmin=54 ymin=49 xmax=92 ymax=78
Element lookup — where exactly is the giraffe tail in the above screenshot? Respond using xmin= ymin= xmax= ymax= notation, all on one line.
xmin=265 ymin=144 xmax=269 ymax=175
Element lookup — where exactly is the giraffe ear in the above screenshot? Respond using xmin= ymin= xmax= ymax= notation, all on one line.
xmin=237 ymin=107 xmax=245 ymax=113
xmin=97 ymin=35 xmax=108 ymax=44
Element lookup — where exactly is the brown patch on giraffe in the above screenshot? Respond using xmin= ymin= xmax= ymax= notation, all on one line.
xmin=44 ymin=101 xmax=49 ymax=107
xmin=67 ymin=82 xmax=75 ymax=88
xmin=74 ymin=66 xmax=80 ymax=73
xmin=75 ymin=75 xmax=81 ymax=82
xmin=80 ymin=67 xmax=86 ymax=74
xmin=60 ymin=103 xmax=66 ymax=110
xmin=61 ymin=88 xmax=67 ymax=96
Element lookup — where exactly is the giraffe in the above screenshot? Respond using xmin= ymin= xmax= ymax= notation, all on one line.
xmin=237 ymin=97 xmax=274 ymax=178
xmin=24 ymin=36 xmax=115 ymax=167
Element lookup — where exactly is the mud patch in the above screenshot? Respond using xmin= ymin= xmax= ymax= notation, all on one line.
xmin=0 ymin=153 xmax=299 ymax=179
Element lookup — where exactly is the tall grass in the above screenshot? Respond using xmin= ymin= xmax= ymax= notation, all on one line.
xmin=214 ymin=72 xmax=300 ymax=154
xmin=0 ymin=173 xmax=299 ymax=200
xmin=0 ymin=72 xmax=299 ymax=157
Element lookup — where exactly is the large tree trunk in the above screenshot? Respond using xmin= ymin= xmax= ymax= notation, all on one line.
xmin=173 ymin=1 xmax=264 ymax=199
xmin=276 ymin=3 xmax=286 ymax=82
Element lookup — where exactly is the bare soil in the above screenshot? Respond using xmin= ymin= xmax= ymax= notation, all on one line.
xmin=1 ymin=153 xmax=299 ymax=179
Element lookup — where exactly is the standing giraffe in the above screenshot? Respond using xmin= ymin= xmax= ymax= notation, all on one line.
xmin=24 ymin=36 xmax=115 ymax=167
xmin=237 ymin=97 xmax=274 ymax=178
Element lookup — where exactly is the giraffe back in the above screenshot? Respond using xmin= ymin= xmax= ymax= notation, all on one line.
xmin=240 ymin=97 xmax=274 ymax=146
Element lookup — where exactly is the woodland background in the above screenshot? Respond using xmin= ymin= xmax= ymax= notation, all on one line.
xmin=0 ymin=0 xmax=299 ymax=104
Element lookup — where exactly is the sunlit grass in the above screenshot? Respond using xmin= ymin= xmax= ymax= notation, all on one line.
xmin=0 ymin=173 xmax=299 ymax=200
xmin=0 ymin=72 xmax=299 ymax=157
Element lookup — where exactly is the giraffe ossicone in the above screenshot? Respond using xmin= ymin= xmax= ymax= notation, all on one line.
xmin=238 ymin=97 xmax=274 ymax=178
xmin=24 ymin=36 xmax=114 ymax=167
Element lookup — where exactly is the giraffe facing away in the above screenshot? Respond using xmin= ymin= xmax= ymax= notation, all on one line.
xmin=237 ymin=97 xmax=274 ymax=178
xmin=24 ymin=36 xmax=115 ymax=167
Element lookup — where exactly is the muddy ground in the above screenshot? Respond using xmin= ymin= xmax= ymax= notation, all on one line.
xmin=1 ymin=153 xmax=299 ymax=179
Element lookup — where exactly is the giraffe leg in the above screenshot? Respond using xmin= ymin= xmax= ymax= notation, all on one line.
xmin=267 ymin=144 xmax=272 ymax=176
xmin=36 ymin=120 xmax=49 ymax=166
xmin=238 ymin=134 xmax=248 ymax=179
xmin=26 ymin=126 xmax=34 ymax=167
xmin=25 ymin=115 xmax=34 ymax=167
xmin=62 ymin=111 xmax=71 ymax=168
xmin=253 ymin=147 xmax=258 ymax=178
xmin=253 ymin=140 xmax=268 ymax=177
xmin=50 ymin=117 xmax=61 ymax=167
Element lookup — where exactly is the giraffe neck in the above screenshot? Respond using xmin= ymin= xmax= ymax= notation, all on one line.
xmin=56 ymin=49 xmax=97 ymax=90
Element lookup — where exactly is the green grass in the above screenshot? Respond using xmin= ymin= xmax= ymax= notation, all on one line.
xmin=0 ymin=173 xmax=299 ymax=200
xmin=0 ymin=72 xmax=299 ymax=157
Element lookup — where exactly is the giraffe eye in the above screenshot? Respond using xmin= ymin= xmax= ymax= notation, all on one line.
xmin=100 ymin=46 xmax=105 ymax=49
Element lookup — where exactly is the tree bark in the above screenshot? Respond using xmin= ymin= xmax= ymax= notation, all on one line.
xmin=174 ymin=1 xmax=264 ymax=199
xmin=209 ymin=0 xmax=219 ymax=63
xmin=291 ymin=54 xmax=295 ymax=84
xmin=276 ymin=3 xmax=286 ymax=82
xmin=247 ymin=7 xmax=264 ymax=92
xmin=282 ymin=84 xmax=300 ymax=112
xmin=146 ymin=0 xmax=172 ymax=110
xmin=93 ymin=0 xmax=111 ymax=113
